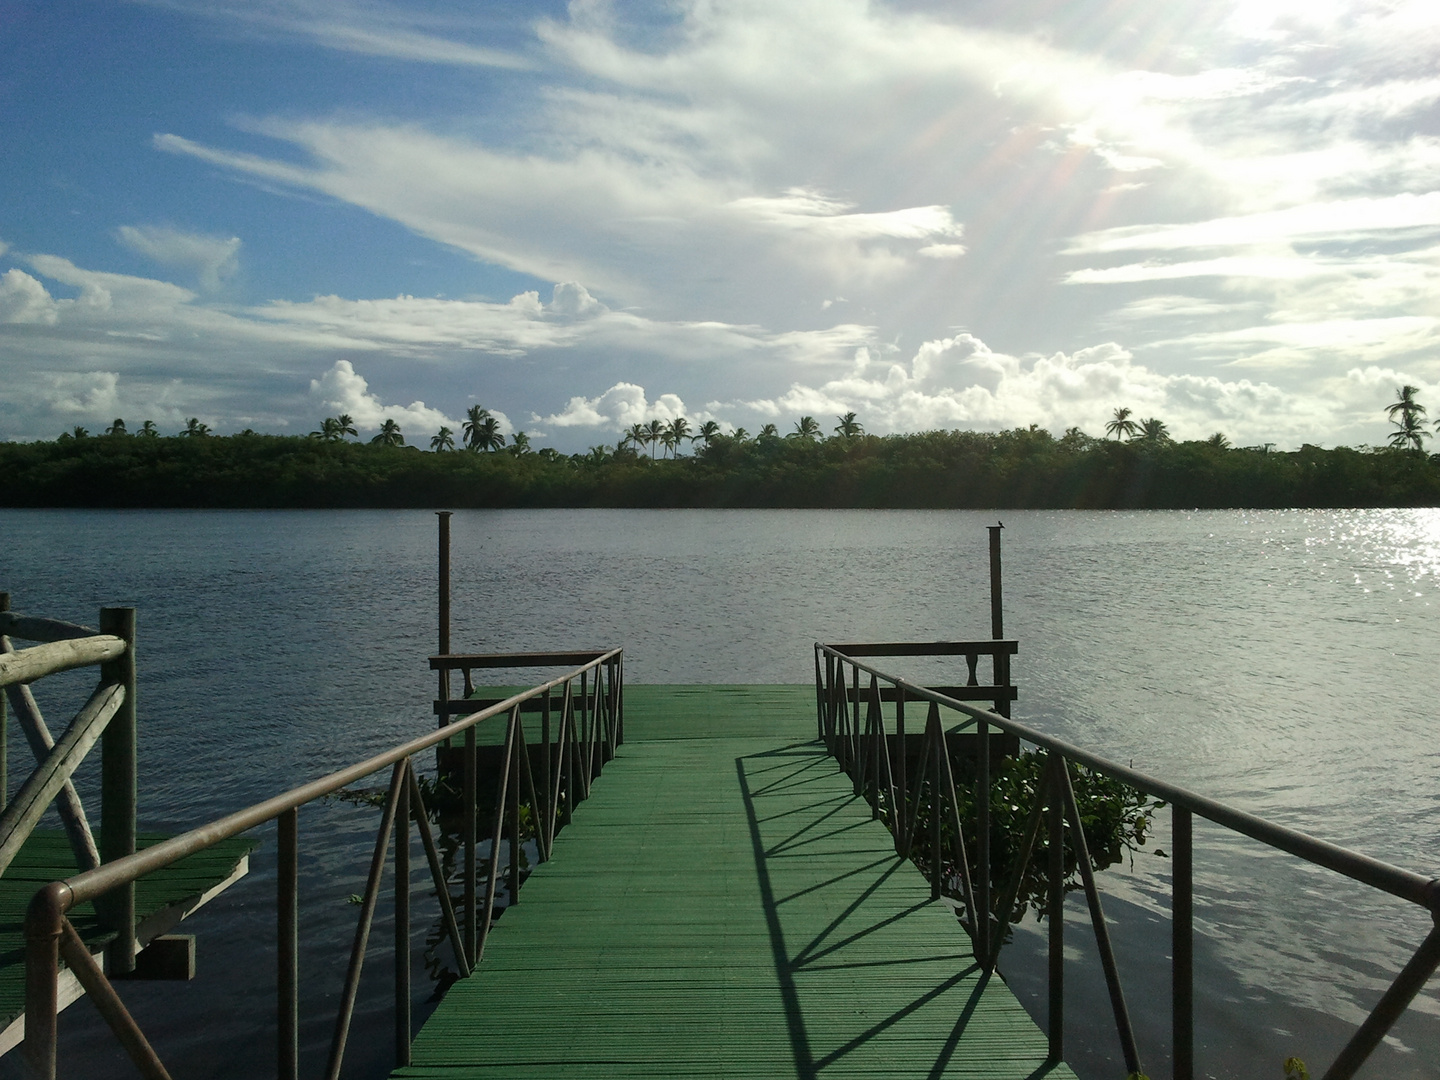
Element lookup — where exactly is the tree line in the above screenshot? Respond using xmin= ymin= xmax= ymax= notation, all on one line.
xmin=6 ymin=409 xmax=1440 ymax=509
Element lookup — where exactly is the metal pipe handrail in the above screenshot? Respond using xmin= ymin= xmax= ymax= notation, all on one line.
xmin=46 ymin=647 xmax=621 ymax=909
xmin=817 ymin=640 xmax=1440 ymax=1080
xmin=816 ymin=642 xmax=1440 ymax=910
xmin=24 ymin=646 xmax=623 ymax=1080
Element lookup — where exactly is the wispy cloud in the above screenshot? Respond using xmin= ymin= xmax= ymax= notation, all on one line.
xmin=115 ymin=225 xmax=241 ymax=292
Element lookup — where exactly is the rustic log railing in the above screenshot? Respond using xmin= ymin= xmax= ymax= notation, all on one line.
xmin=815 ymin=640 xmax=1440 ymax=1080
xmin=0 ymin=597 xmax=137 ymax=969
xmin=21 ymin=646 xmax=623 ymax=1080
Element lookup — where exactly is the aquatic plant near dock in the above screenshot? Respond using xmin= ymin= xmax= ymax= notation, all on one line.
xmin=903 ymin=748 xmax=1165 ymax=924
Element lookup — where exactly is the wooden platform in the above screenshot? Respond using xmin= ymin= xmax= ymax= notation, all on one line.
xmin=396 ymin=685 xmax=1075 ymax=1079
xmin=0 ymin=829 xmax=255 ymax=1052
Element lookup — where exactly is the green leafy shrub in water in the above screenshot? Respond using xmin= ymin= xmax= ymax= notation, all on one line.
xmin=903 ymin=748 xmax=1165 ymax=923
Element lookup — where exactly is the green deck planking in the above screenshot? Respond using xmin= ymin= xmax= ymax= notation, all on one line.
xmin=0 ymin=830 xmax=256 ymax=1032
xmin=397 ymin=685 xmax=1075 ymax=1079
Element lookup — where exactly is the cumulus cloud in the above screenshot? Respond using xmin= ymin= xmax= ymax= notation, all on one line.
xmin=0 ymin=269 xmax=59 ymax=325
xmin=115 ymin=225 xmax=241 ymax=291
xmin=309 ymin=360 xmax=467 ymax=438
xmin=535 ymin=382 xmax=690 ymax=429
xmin=709 ymin=334 xmax=1350 ymax=448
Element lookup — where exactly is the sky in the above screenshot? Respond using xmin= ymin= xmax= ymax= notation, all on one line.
xmin=1 ymin=0 xmax=1438 ymax=451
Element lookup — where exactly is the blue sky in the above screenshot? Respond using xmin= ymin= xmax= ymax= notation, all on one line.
xmin=2 ymin=0 xmax=1438 ymax=450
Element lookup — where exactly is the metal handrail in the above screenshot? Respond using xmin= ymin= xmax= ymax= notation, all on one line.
xmin=816 ymin=640 xmax=1440 ymax=1080
xmin=22 ymin=646 xmax=623 ymax=1080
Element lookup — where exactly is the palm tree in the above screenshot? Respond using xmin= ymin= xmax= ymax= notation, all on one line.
xmin=622 ymin=423 xmax=647 ymax=451
xmin=62 ymin=426 xmax=88 ymax=440
xmin=642 ymin=419 xmax=664 ymax=459
xmin=1137 ymin=417 xmax=1170 ymax=443
xmin=1206 ymin=432 xmax=1231 ymax=450
xmin=463 ymin=407 xmax=505 ymax=452
xmin=1390 ymin=411 xmax=1429 ymax=451
xmin=311 ymin=417 xmax=343 ymax=441
xmin=758 ymin=424 xmax=778 ymax=439
xmin=1104 ymin=407 xmax=1140 ymax=441
xmin=463 ymin=405 xmax=498 ymax=451
xmin=1387 ymin=386 xmax=1428 ymax=451
xmin=833 ymin=412 xmax=863 ymax=440
xmin=790 ymin=416 xmax=821 ymax=440
xmin=695 ymin=420 xmax=721 ymax=447
xmin=431 ymin=426 xmax=455 ymax=451
xmin=371 ymin=418 xmax=404 ymax=446
xmin=138 ymin=421 xmax=159 ymax=437
xmin=731 ymin=427 xmax=750 ymax=441
xmin=507 ymin=431 xmax=532 ymax=456
xmin=666 ymin=417 xmax=691 ymax=455
xmin=336 ymin=414 xmax=357 ymax=440
xmin=181 ymin=418 xmax=210 ymax=437
xmin=105 ymin=418 xmax=127 ymax=436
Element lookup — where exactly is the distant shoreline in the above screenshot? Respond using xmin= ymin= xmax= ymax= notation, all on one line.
xmin=3 ymin=430 xmax=1438 ymax=510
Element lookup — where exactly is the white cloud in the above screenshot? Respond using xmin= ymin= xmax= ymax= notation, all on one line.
xmin=46 ymin=372 xmax=121 ymax=418
xmin=308 ymin=360 xmax=466 ymax=438
xmin=132 ymin=0 xmax=532 ymax=69
xmin=1069 ymin=192 xmax=1440 ymax=256
xmin=115 ymin=225 xmax=241 ymax=291
xmin=0 ymin=269 xmax=59 ymax=325
xmin=710 ymin=335 xmax=1352 ymax=447
xmin=535 ymin=382 xmax=689 ymax=429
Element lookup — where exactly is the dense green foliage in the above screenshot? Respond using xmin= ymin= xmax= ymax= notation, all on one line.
xmin=4 ymin=427 xmax=1440 ymax=508
xmin=905 ymin=749 xmax=1164 ymax=925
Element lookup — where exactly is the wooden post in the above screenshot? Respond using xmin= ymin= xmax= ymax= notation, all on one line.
xmin=98 ymin=606 xmax=136 ymax=975
xmin=0 ymin=592 xmax=8 ymax=806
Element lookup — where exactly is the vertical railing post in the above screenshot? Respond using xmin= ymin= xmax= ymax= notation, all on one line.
xmin=23 ymin=883 xmax=66 ymax=1080
xmin=814 ymin=646 xmax=823 ymax=739
xmin=1173 ymin=806 xmax=1193 ymax=1080
xmin=464 ymin=722 xmax=477 ymax=966
xmin=278 ymin=807 xmax=298 ymax=1080
xmin=542 ymin=688 xmax=552 ymax=831
xmin=1047 ymin=759 xmax=1064 ymax=1063
xmin=395 ymin=766 xmax=411 ymax=1066
xmin=98 ymin=605 xmax=137 ymax=975
xmin=0 ymin=592 xmax=8 ymax=805
xmin=976 ymin=716 xmax=991 ymax=963
xmin=894 ymin=686 xmax=906 ymax=852
xmin=509 ymin=708 xmax=521 ymax=902
xmin=930 ymin=722 xmax=942 ymax=902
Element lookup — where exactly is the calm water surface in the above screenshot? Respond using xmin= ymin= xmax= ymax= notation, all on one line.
xmin=1 ymin=508 xmax=1438 ymax=1079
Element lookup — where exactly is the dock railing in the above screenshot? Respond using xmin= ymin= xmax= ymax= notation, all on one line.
xmin=0 ymin=598 xmax=138 ymax=973
xmin=20 ymin=646 xmax=622 ymax=1080
xmin=816 ymin=640 xmax=1440 ymax=1080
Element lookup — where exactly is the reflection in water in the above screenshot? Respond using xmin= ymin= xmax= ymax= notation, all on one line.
xmin=3 ymin=507 xmax=1440 ymax=1077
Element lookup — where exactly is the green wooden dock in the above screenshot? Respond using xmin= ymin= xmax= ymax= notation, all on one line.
xmin=397 ymin=685 xmax=1075 ymax=1079
xmin=0 ymin=830 xmax=255 ymax=1052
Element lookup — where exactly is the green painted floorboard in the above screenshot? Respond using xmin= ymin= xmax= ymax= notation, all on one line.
xmin=397 ymin=687 xmax=1073 ymax=1079
xmin=0 ymin=830 xmax=256 ymax=1030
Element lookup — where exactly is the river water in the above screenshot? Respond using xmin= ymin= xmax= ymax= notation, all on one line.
xmin=1 ymin=507 xmax=1438 ymax=1079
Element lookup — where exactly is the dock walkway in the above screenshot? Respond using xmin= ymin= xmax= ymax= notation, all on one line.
xmin=397 ymin=685 xmax=1074 ymax=1080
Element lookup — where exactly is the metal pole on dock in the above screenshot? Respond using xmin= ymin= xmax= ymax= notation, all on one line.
xmin=437 ymin=512 xmax=452 ymax=729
